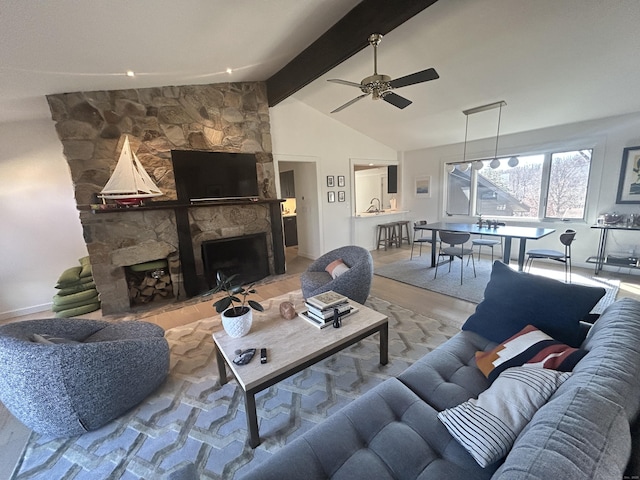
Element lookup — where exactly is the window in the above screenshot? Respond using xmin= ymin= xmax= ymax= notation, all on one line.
xmin=445 ymin=149 xmax=592 ymax=220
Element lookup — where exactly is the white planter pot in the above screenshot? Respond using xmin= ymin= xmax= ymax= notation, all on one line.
xmin=221 ymin=306 xmax=253 ymax=338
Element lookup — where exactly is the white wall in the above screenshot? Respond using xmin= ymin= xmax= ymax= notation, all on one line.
xmin=0 ymin=119 xmax=88 ymax=319
xmin=270 ymin=97 xmax=398 ymax=256
xmin=402 ymin=112 xmax=640 ymax=273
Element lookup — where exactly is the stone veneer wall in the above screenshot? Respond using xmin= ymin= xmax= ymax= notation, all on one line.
xmin=47 ymin=82 xmax=279 ymax=314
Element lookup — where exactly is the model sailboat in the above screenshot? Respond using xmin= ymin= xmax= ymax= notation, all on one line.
xmin=99 ymin=136 xmax=163 ymax=205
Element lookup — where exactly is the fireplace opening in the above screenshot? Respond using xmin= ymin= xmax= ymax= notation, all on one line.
xmin=201 ymin=233 xmax=269 ymax=289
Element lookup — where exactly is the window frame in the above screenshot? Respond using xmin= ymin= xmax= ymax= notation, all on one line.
xmin=444 ymin=148 xmax=594 ymax=222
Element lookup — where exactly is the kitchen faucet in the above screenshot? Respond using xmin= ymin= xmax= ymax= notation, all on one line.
xmin=367 ymin=197 xmax=381 ymax=212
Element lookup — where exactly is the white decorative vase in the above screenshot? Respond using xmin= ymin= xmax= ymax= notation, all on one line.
xmin=221 ymin=307 xmax=253 ymax=338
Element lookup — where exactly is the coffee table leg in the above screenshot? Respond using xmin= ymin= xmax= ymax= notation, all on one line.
xmin=215 ymin=345 xmax=228 ymax=385
xmin=245 ymin=391 xmax=261 ymax=448
xmin=379 ymin=322 xmax=389 ymax=365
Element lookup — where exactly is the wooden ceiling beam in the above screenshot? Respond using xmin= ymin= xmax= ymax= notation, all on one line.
xmin=266 ymin=0 xmax=439 ymax=107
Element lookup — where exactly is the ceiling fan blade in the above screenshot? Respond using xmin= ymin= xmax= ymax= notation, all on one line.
xmin=389 ymin=68 xmax=439 ymax=89
xmin=382 ymin=92 xmax=412 ymax=109
xmin=327 ymin=79 xmax=363 ymax=88
xmin=331 ymin=94 xmax=369 ymax=113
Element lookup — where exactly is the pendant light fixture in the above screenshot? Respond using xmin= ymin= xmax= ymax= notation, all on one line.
xmin=461 ymin=100 xmax=507 ymax=170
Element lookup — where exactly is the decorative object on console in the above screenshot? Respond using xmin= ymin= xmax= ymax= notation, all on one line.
xmin=99 ymin=136 xmax=163 ymax=206
xmin=616 ymin=145 xmax=640 ymax=204
xmin=209 ymin=270 xmax=264 ymax=338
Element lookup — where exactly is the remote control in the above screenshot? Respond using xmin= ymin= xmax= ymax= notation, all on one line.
xmin=260 ymin=348 xmax=267 ymax=364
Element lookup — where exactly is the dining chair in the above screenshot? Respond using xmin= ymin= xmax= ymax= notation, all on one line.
xmin=410 ymin=220 xmax=433 ymax=260
xmin=470 ymin=222 xmax=506 ymax=263
xmin=525 ymin=229 xmax=576 ymax=282
xmin=434 ymin=230 xmax=476 ymax=285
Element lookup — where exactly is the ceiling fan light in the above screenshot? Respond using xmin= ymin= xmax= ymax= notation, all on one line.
xmin=472 ymin=160 xmax=484 ymax=170
xmin=490 ymin=158 xmax=501 ymax=169
xmin=508 ymin=156 xmax=519 ymax=167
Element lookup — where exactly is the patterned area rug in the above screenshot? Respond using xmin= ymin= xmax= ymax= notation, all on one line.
xmin=374 ymin=258 xmax=619 ymax=314
xmin=11 ymin=293 xmax=463 ymax=480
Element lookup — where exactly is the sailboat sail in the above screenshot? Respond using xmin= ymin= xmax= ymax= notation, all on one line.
xmin=99 ymin=136 xmax=162 ymax=201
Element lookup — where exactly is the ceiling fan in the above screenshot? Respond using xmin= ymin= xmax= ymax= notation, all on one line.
xmin=328 ymin=33 xmax=439 ymax=113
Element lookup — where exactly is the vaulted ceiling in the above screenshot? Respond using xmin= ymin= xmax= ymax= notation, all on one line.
xmin=2 ymin=0 xmax=640 ymax=152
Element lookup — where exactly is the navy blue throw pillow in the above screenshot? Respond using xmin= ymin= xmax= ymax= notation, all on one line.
xmin=462 ymin=261 xmax=605 ymax=347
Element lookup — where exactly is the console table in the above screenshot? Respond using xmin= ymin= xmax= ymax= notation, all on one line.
xmin=589 ymin=224 xmax=640 ymax=274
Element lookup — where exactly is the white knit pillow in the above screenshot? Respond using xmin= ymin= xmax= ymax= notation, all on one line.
xmin=438 ymin=366 xmax=571 ymax=467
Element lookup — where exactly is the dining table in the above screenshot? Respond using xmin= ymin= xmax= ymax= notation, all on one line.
xmin=416 ymin=222 xmax=556 ymax=271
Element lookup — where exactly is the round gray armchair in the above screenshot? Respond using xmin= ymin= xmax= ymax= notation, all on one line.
xmin=300 ymin=245 xmax=373 ymax=304
xmin=0 ymin=318 xmax=169 ymax=437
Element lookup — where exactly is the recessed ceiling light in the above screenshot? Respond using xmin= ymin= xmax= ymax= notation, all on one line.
xmin=226 ymin=68 xmax=233 ymax=75
xmin=126 ymin=70 xmax=135 ymax=77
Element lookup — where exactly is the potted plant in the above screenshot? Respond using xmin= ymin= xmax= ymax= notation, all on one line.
xmin=211 ymin=271 xmax=264 ymax=338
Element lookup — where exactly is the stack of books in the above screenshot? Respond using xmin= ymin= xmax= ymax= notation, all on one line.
xmin=299 ymin=291 xmax=357 ymax=328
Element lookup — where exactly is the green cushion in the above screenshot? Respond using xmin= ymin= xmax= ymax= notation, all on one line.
xmin=54 ymin=302 xmax=101 ymax=318
xmin=130 ymin=260 xmax=168 ymax=272
xmin=79 ymin=256 xmax=91 ymax=266
xmin=52 ymin=296 xmax=99 ymax=313
xmin=56 ymin=281 xmax=96 ymax=296
xmin=56 ymin=266 xmax=82 ymax=286
xmin=53 ymin=288 xmax=98 ymax=306
xmin=79 ymin=263 xmax=92 ymax=278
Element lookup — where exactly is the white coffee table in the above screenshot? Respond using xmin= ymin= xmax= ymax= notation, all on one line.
xmin=212 ymin=293 xmax=388 ymax=448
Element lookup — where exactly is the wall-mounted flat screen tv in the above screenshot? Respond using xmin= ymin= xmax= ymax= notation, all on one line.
xmin=171 ymin=150 xmax=259 ymax=202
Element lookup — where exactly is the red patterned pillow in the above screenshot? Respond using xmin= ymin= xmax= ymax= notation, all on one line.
xmin=476 ymin=324 xmax=587 ymax=382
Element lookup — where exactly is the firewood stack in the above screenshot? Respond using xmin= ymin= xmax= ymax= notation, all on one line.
xmin=127 ymin=260 xmax=173 ymax=306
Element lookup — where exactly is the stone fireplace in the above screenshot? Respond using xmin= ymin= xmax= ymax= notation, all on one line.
xmin=47 ymin=82 xmax=285 ymax=314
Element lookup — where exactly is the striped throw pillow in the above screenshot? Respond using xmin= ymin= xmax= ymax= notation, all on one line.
xmin=475 ymin=324 xmax=587 ymax=382
xmin=438 ymin=366 xmax=571 ymax=467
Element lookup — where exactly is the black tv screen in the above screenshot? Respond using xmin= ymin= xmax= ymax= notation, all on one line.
xmin=171 ymin=150 xmax=259 ymax=202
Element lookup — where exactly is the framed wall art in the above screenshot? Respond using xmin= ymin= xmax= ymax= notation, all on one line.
xmin=327 ymin=176 xmax=335 ymax=187
xmin=328 ymin=191 xmax=336 ymax=203
xmin=616 ymin=146 xmax=640 ymax=204
xmin=338 ymin=190 xmax=345 ymax=202
xmin=337 ymin=175 xmax=345 ymax=187
xmin=415 ymin=176 xmax=431 ymax=198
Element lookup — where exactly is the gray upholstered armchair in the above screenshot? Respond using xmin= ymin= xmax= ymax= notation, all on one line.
xmin=300 ymin=245 xmax=373 ymax=304
xmin=0 ymin=318 xmax=169 ymax=437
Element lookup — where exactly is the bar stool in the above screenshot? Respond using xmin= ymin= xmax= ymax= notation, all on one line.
xmin=393 ymin=220 xmax=411 ymax=247
xmin=376 ymin=222 xmax=398 ymax=250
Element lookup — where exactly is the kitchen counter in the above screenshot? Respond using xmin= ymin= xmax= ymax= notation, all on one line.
xmin=354 ymin=210 xmax=408 ymax=218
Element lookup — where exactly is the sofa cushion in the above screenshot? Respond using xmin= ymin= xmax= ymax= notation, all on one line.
xmin=397 ymin=330 xmax=494 ymax=411
xmin=475 ymin=325 xmax=587 ymax=382
xmin=238 ymin=377 xmax=496 ymax=480
xmin=493 ymin=387 xmax=631 ymax=480
xmin=438 ymin=366 xmax=571 ymax=468
xmin=462 ymin=261 xmax=605 ymax=347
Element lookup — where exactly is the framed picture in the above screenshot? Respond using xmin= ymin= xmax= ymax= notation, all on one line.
xmin=415 ymin=176 xmax=431 ymax=198
xmin=328 ymin=191 xmax=336 ymax=203
xmin=338 ymin=190 xmax=345 ymax=202
xmin=337 ymin=175 xmax=345 ymax=187
xmin=616 ymin=146 xmax=640 ymax=203
xmin=327 ymin=175 xmax=335 ymax=187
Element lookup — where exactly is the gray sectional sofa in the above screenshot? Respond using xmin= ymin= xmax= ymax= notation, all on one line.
xmin=241 ymin=261 xmax=640 ymax=479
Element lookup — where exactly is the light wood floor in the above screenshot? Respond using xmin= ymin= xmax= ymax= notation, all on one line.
xmin=5 ymin=244 xmax=640 ymax=329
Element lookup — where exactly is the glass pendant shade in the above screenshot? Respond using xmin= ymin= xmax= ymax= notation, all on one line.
xmin=490 ymin=158 xmax=501 ymax=169
xmin=446 ymin=163 xmax=455 ymax=173
xmin=458 ymin=163 xmax=470 ymax=172
xmin=508 ymin=156 xmax=519 ymax=167
xmin=472 ymin=160 xmax=484 ymax=170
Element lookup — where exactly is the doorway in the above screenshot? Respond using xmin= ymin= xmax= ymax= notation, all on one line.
xmin=275 ymin=156 xmax=321 ymax=264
